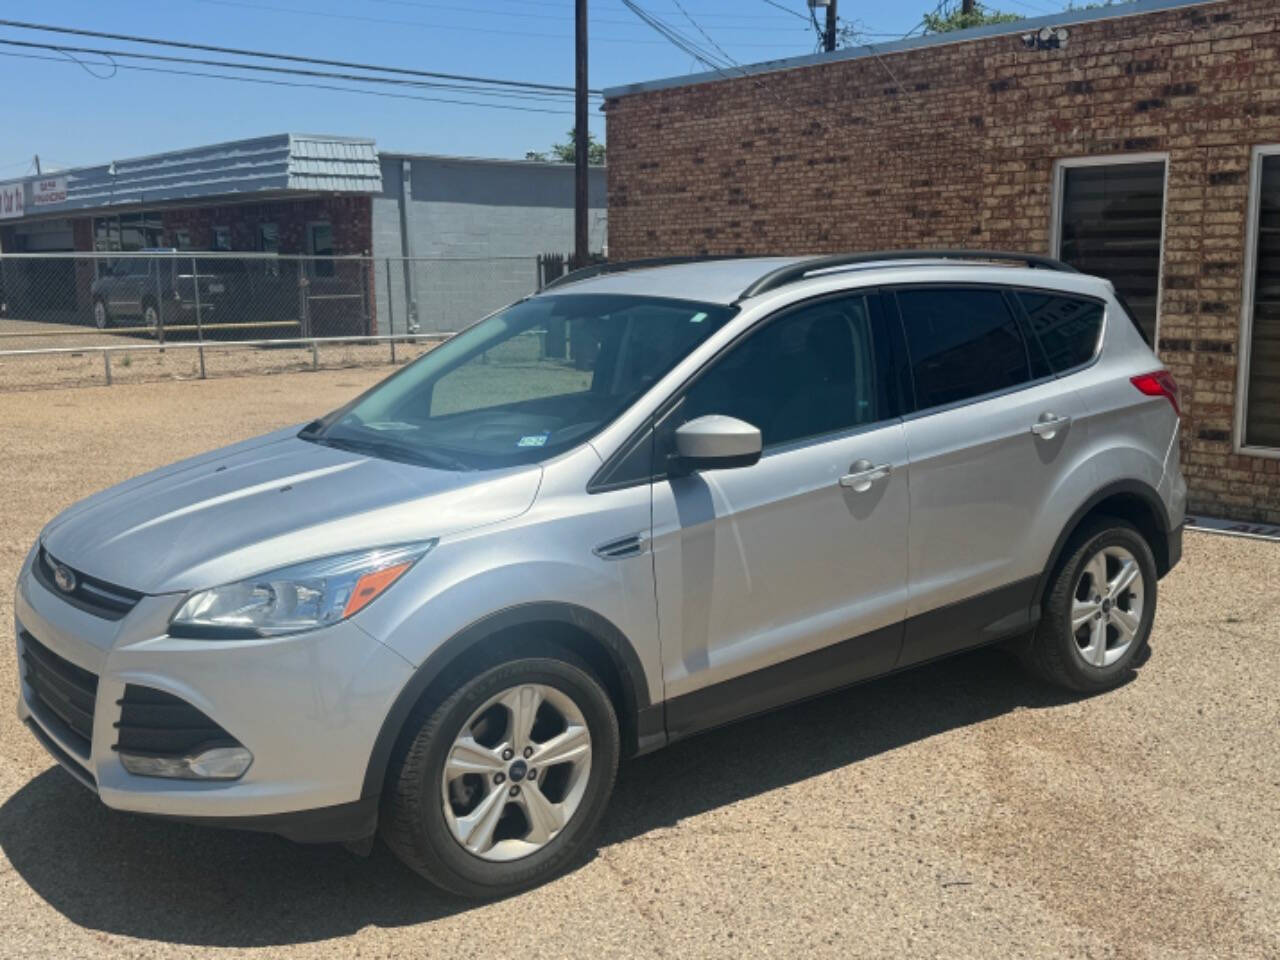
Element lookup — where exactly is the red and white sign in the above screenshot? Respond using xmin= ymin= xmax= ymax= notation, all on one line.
xmin=32 ymin=176 xmax=67 ymax=206
xmin=0 ymin=181 xmax=24 ymax=220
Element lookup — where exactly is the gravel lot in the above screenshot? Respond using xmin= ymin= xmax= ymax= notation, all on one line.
xmin=0 ymin=370 xmax=1277 ymax=959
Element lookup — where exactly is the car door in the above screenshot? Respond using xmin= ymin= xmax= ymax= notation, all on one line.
xmin=649 ymin=291 xmax=910 ymax=738
xmin=110 ymin=260 xmax=145 ymax=316
xmin=888 ymin=284 xmax=1091 ymax=667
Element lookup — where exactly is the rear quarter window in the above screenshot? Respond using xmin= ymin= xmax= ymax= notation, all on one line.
xmin=1016 ymin=292 xmax=1105 ymax=372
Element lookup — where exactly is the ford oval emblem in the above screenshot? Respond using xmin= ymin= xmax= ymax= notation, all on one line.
xmin=53 ymin=563 xmax=77 ymax=594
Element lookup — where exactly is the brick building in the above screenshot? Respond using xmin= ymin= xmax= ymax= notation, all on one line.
xmin=603 ymin=0 xmax=1280 ymax=522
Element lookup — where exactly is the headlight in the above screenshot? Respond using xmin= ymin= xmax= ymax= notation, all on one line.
xmin=169 ymin=540 xmax=436 ymax=639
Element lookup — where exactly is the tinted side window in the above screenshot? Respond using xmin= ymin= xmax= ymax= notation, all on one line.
xmin=1016 ymin=292 xmax=1105 ymax=373
xmin=682 ymin=295 xmax=879 ymax=448
xmin=896 ymin=288 xmax=1031 ymax=409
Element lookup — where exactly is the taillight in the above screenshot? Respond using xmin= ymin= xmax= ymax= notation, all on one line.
xmin=1131 ymin=370 xmax=1181 ymax=416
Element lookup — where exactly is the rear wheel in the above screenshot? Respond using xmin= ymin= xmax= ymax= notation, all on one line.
xmin=93 ymin=299 xmax=110 ymax=330
xmin=381 ymin=651 xmax=619 ymax=898
xmin=142 ymin=301 xmax=159 ymax=336
xmin=1022 ymin=518 xmax=1157 ymax=692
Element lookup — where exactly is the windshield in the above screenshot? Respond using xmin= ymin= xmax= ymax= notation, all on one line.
xmin=303 ymin=293 xmax=737 ymax=470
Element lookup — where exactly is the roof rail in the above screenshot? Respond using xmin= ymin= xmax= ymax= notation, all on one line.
xmin=738 ymin=250 xmax=1078 ymax=300
xmin=542 ymin=254 xmax=758 ymax=291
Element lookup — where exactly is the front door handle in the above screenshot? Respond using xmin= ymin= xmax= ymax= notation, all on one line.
xmin=1030 ymin=413 xmax=1072 ymax=440
xmin=839 ymin=459 xmax=892 ymax=493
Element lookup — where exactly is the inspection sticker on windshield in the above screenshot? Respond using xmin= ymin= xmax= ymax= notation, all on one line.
xmin=690 ymin=312 xmax=708 ymax=323
xmin=518 ymin=434 xmax=549 ymax=447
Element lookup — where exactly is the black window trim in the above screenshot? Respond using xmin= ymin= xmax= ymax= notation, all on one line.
xmin=588 ymin=287 xmax=902 ymax=493
xmin=884 ymin=281 xmax=1065 ymax=422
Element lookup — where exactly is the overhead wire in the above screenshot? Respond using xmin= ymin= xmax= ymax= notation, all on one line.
xmin=0 ymin=18 xmax=594 ymax=94
xmin=0 ymin=49 xmax=595 ymax=116
xmin=0 ymin=37 xmax=599 ymax=103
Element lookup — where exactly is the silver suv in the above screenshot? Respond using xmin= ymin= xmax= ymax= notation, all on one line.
xmin=15 ymin=252 xmax=1185 ymax=897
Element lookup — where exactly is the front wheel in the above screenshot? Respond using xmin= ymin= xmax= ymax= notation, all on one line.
xmin=381 ymin=651 xmax=620 ymax=898
xmin=1021 ymin=518 xmax=1158 ymax=693
xmin=92 ymin=299 xmax=110 ymax=330
xmin=142 ymin=301 xmax=160 ymax=336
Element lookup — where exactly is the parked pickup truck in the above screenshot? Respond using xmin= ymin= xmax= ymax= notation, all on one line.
xmin=90 ymin=249 xmax=228 ymax=333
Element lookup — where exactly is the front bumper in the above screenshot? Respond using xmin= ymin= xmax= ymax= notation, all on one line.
xmin=14 ymin=549 xmax=415 ymax=841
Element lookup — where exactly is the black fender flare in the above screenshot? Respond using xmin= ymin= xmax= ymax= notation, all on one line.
xmin=360 ymin=602 xmax=656 ymax=800
xmin=1034 ymin=479 xmax=1173 ymax=615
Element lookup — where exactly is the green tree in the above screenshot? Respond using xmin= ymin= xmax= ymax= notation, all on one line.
xmin=525 ymin=129 xmax=606 ymax=165
xmin=922 ymin=4 xmax=1022 ymax=33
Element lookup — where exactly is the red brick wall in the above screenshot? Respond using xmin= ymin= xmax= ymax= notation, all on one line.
xmin=605 ymin=0 xmax=1280 ymax=521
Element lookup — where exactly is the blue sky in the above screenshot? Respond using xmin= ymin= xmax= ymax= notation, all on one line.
xmin=0 ymin=0 xmax=1070 ymax=174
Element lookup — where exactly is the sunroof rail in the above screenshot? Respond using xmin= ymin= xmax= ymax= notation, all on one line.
xmin=737 ymin=250 xmax=1079 ymax=300
xmin=541 ymin=255 xmax=756 ymax=291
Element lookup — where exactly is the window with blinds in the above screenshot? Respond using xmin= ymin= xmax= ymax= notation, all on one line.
xmin=1056 ymin=161 xmax=1167 ymax=343
xmin=1244 ymin=153 xmax=1280 ymax=449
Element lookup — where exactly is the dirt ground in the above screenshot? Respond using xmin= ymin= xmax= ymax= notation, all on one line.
xmin=0 ymin=370 xmax=1277 ymax=959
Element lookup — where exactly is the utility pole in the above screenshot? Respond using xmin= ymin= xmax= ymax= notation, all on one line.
xmin=574 ymin=0 xmax=589 ymax=269
xmin=824 ymin=0 xmax=837 ymax=53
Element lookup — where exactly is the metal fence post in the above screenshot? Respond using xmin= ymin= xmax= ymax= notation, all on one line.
xmin=102 ymin=349 xmax=112 ymax=386
xmin=154 ymin=255 xmax=166 ymax=351
xmin=191 ymin=256 xmax=206 ymax=379
xmin=385 ymin=258 xmax=397 ymax=365
xmin=298 ymin=260 xmax=311 ymax=339
xmin=361 ymin=256 xmax=372 ymax=336
xmin=311 ymin=339 xmax=319 ymax=371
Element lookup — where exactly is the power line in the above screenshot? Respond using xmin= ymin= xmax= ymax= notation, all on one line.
xmin=192 ymin=0 xmax=805 ymax=47
xmin=366 ymin=0 xmax=814 ymax=22
xmin=0 ymin=37 xmax=601 ymax=103
xmin=0 ymin=49 xmax=600 ymax=117
xmin=758 ymin=0 xmax=811 ymax=22
xmin=0 ymin=18 xmax=594 ymax=94
xmin=365 ymin=0 xmax=812 ymax=30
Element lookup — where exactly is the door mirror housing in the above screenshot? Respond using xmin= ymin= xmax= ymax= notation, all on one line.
xmin=671 ymin=415 xmax=762 ymax=475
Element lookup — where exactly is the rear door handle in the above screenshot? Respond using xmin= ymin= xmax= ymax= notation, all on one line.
xmin=1030 ymin=413 xmax=1072 ymax=440
xmin=839 ymin=459 xmax=892 ymax=493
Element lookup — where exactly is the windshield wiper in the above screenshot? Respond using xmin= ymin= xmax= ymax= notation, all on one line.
xmin=307 ymin=435 xmax=474 ymax=472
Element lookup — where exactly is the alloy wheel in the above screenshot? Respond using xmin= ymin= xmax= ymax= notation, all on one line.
xmin=1070 ymin=545 xmax=1145 ymax=668
xmin=441 ymin=683 xmax=593 ymax=862
xmin=93 ymin=301 xmax=108 ymax=329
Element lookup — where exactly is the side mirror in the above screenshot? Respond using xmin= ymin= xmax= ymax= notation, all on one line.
xmin=671 ymin=415 xmax=762 ymax=475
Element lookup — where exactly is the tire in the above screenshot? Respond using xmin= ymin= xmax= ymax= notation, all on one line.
xmin=381 ymin=648 xmax=620 ymax=898
xmin=142 ymin=301 xmax=159 ymax=337
xmin=93 ymin=299 xmax=110 ymax=330
xmin=1021 ymin=517 xmax=1158 ymax=693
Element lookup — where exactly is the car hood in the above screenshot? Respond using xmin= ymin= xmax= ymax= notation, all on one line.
xmin=40 ymin=425 xmax=543 ymax=594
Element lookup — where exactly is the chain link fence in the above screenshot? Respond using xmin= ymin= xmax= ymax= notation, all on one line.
xmin=0 ymin=252 xmax=571 ymax=391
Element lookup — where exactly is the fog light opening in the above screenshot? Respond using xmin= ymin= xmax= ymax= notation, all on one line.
xmin=119 ymin=745 xmax=253 ymax=781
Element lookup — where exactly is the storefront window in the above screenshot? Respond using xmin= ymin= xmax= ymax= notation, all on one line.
xmin=258 ymin=223 xmax=279 ymax=253
xmin=213 ymin=226 xmax=231 ymax=251
xmin=94 ymin=213 xmax=163 ymax=275
xmin=308 ymin=221 xmax=334 ymax=277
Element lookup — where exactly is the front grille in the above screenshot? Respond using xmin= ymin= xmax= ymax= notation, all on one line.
xmin=34 ymin=546 xmax=143 ymax=620
xmin=114 ymin=684 xmax=238 ymax=756
xmin=20 ymin=631 xmax=98 ymax=758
